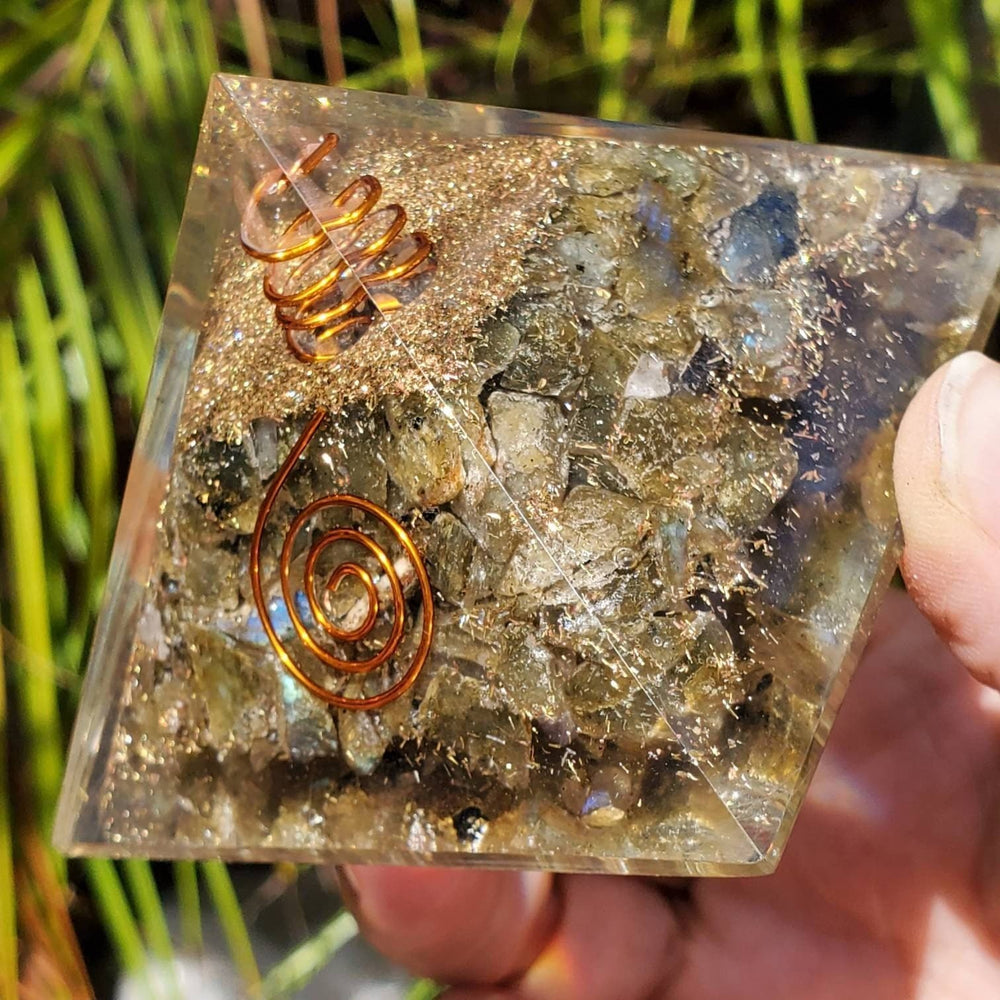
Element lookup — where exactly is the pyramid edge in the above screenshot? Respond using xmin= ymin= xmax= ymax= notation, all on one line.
xmin=53 ymin=79 xmax=246 ymax=854
xmin=215 ymin=72 xmax=1000 ymax=182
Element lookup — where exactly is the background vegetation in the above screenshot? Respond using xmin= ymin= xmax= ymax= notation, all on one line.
xmin=2 ymin=1 xmax=999 ymax=996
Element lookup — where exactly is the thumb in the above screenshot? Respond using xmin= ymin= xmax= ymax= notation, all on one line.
xmin=894 ymin=350 xmax=1000 ymax=690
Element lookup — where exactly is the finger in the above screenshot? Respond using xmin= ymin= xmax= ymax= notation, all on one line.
xmin=443 ymin=877 xmax=679 ymax=1000
xmin=443 ymin=991 xmax=522 ymax=1000
xmin=509 ymin=875 xmax=679 ymax=1000
xmin=894 ymin=351 xmax=1000 ymax=689
xmin=443 ymin=992 xmax=522 ymax=1000
xmin=341 ymin=867 xmax=680 ymax=998
xmin=337 ymin=866 xmax=557 ymax=984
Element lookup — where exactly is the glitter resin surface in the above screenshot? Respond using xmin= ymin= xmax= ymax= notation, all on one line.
xmin=56 ymin=76 xmax=1000 ymax=875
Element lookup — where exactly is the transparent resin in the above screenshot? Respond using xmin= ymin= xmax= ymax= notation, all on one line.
xmin=55 ymin=75 xmax=1000 ymax=875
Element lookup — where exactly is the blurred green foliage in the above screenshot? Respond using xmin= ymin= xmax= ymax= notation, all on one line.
xmin=1 ymin=1 xmax=998 ymax=996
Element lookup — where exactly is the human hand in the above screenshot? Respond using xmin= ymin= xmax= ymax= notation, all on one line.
xmin=338 ymin=351 xmax=1000 ymax=1000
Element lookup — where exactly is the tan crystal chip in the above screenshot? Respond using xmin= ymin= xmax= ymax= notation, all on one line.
xmin=56 ymin=75 xmax=1000 ymax=875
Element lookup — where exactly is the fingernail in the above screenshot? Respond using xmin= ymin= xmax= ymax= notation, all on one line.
xmin=937 ymin=351 xmax=1000 ymax=547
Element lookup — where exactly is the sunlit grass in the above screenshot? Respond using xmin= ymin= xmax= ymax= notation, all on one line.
xmin=202 ymin=861 xmax=263 ymax=997
xmin=775 ymin=0 xmax=816 ymax=142
xmin=905 ymin=0 xmax=980 ymax=160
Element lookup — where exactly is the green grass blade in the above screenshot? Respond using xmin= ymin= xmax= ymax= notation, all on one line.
xmin=734 ymin=0 xmax=783 ymax=134
xmin=580 ymin=0 xmax=602 ymax=58
xmin=0 ymin=107 xmax=45 ymax=197
xmin=60 ymin=0 xmax=114 ymax=93
xmin=390 ymin=0 xmax=428 ymax=95
xmin=495 ymin=0 xmax=535 ymax=93
xmin=184 ymin=0 xmax=220 ymax=87
xmin=906 ymin=0 xmax=980 ymax=160
xmin=15 ymin=259 xmax=75 ymax=552
xmin=122 ymin=859 xmax=176 ymax=965
xmin=37 ymin=191 xmax=116 ymax=624
xmin=58 ymin=144 xmax=157 ymax=410
xmin=665 ymin=0 xmax=696 ymax=53
xmin=359 ymin=0 xmax=398 ymax=53
xmin=64 ymin=127 xmax=165 ymax=331
xmin=0 ymin=0 xmax=86 ymax=96
xmin=121 ymin=0 xmax=172 ymax=123
xmin=406 ymin=980 xmax=444 ymax=1000
xmin=174 ymin=861 xmax=203 ymax=953
xmin=344 ymin=47 xmax=448 ymax=92
xmin=774 ymin=0 xmax=816 ymax=142
xmin=644 ymin=39 xmax=939 ymax=90
xmin=260 ymin=910 xmax=358 ymax=999
xmin=0 ymin=320 xmax=63 ymax=827
xmin=598 ymin=2 xmax=633 ymax=120
xmin=84 ymin=859 xmax=147 ymax=974
xmin=986 ymin=0 xmax=1000 ymax=76
xmin=201 ymin=861 xmax=261 ymax=997
xmin=337 ymin=35 xmax=388 ymax=67
xmin=0 ymin=621 xmax=16 ymax=1000
xmin=94 ymin=30 xmax=183 ymax=274
xmin=160 ymin=0 xmax=206 ymax=123
xmin=0 ymin=107 xmax=50 ymax=304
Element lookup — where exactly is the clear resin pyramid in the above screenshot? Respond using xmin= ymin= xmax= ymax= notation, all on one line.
xmin=55 ymin=75 xmax=1000 ymax=875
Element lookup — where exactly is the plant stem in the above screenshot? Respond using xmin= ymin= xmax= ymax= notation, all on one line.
xmin=317 ymin=0 xmax=347 ymax=83
xmin=235 ymin=0 xmax=273 ymax=77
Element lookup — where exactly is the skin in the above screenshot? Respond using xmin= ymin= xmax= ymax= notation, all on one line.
xmin=338 ymin=352 xmax=1000 ymax=1000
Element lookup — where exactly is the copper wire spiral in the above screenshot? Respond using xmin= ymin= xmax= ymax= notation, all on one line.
xmin=239 ymin=133 xmax=433 ymax=363
xmin=249 ymin=410 xmax=434 ymax=710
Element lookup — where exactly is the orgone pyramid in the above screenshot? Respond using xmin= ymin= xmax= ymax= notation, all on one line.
xmin=55 ymin=75 xmax=1000 ymax=875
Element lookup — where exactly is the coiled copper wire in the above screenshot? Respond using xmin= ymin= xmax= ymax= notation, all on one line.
xmin=248 ymin=410 xmax=434 ymax=710
xmin=240 ymin=132 xmax=433 ymax=362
